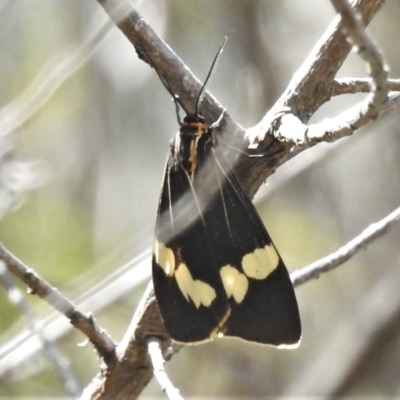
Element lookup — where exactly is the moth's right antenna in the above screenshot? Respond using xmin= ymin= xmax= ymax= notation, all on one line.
xmin=194 ymin=33 xmax=231 ymax=116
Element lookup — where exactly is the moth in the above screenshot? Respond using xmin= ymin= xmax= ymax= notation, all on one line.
xmin=151 ymin=37 xmax=301 ymax=346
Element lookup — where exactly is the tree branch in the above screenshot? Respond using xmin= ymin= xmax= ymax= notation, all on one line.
xmin=0 ymin=243 xmax=116 ymax=365
xmin=304 ymin=0 xmax=390 ymax=143
xmin=291 ymin=205 xmax=400 ymax=287
xmin=147 ymin=337 xmax=184 ymax=400
xmin=332 ymin=78 xmax=400 ymax=96
xmin=0 ymin=262 xmax=82 ymax=398
xmin=96 ymin=0 xmax=243 ymax=139
xmin=240 ymin=0 xmax=387 ymax=195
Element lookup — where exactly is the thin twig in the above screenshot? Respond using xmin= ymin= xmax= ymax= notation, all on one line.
xmin=0 ymin=262 xmax=82 ymax=398
xmin=0 ymin=250 xmax=150 ymax=378
xmin=291 ymin=205 xmax=400 ymax=287
xmin=331 ymin=78 xmax=400 ymax=96
xmin=0 ymin=243 xmax=117 ymax=364
xmin=147 ymin=337 xmax=185 ymax=400
xmin=306 ymin=0 xmax=390 ymax=142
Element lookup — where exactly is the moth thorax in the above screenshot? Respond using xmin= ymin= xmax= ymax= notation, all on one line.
xmin=176 ymin=120 xmax=209 ymax=174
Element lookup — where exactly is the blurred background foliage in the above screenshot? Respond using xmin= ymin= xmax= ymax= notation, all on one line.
xmin=0 ymin=0 xmax=400 ymax=398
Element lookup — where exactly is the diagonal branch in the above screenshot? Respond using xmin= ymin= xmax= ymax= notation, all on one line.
xmin=96 ymin=0 xmax=243 ymax=138
xmin=0 ymin=263 xmax=82 ymax=398
xmin=291 ymin=205 xmax=400 ymax=287
xmin=0 ymin=243 xmax=117 ymax=365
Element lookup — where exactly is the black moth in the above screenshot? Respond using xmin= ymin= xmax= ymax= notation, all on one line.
xmin=151 ymin=36 xmax=301 ymax=346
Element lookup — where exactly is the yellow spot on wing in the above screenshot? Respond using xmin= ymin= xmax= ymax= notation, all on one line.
xmin=175 ymin=263 xmax=216 ymax=308
xmin=242 ymin=245 xmax=279 ymax=280
xmin=220 ymin=265 xmax=249 ymax=304
xmin=154 ymin=241 xmax=175 ymax=276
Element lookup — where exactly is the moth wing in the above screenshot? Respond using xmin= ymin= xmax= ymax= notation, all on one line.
xmin=200 ymin=155 xmax=301 ymax=346
xmin=152 ymin=156 xmax=229 ymax=343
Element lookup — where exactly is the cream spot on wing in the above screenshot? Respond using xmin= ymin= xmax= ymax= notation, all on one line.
xmin=220 ymin=265 xmax=249 ymax=304
xmin=175 ymin=263 xmax=216 ymax=308
xmin=242 ymin=245 xmax=279 ymax=280
xmin=154 ymin=241 xmax=175 ymax=276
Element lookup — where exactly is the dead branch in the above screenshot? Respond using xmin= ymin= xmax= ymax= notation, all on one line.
xmin=0 ymin=243 xmax=117 ymax=365
xmin=0 ymin=262 xmax=82 ymax=397
xmin=332 ymin=78 xmax=400 ymax=95
xmin=291 ymin=205 xmax=400 ymax=287
xmin=147 ymin=337 xmax=184 ymax=400
xmin=304 ymin=0 xmax=390 ymax=143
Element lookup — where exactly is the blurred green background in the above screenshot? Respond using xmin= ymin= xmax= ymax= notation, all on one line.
xmin=0 ymin=0 xmax=400 ymax=398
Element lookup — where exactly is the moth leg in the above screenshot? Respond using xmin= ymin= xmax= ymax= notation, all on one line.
xmin=210 ymin=108 xmax=227 ymax=130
